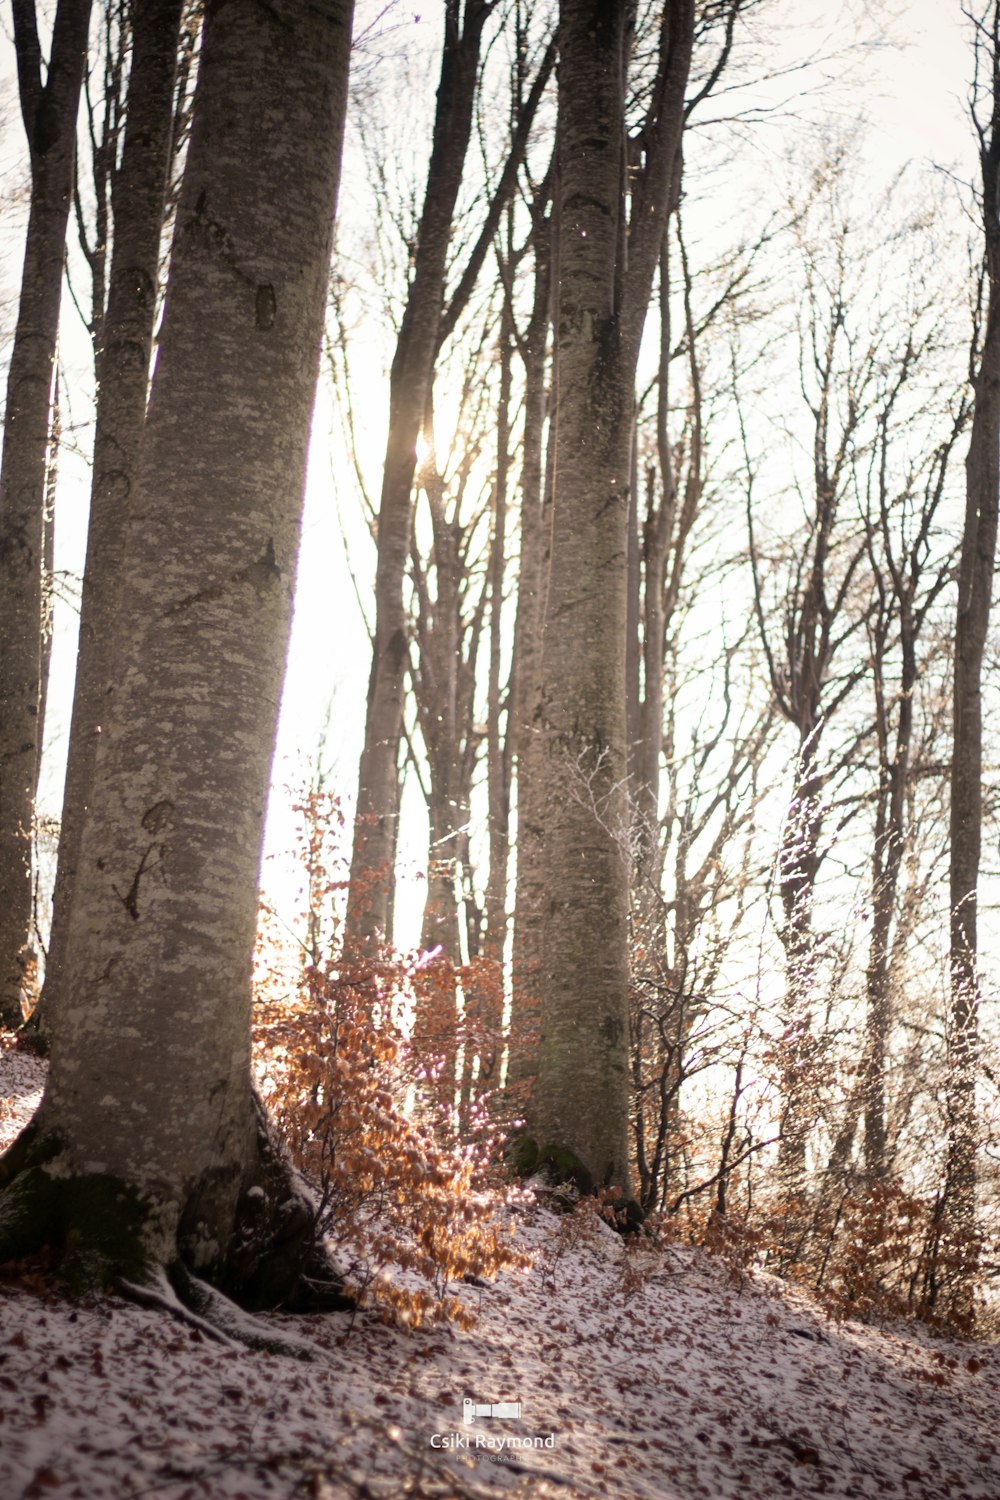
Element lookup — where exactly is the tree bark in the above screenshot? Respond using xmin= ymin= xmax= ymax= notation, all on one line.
xmin=0 ymin=0 xmax=93 ymax=1029
xmin=43 ymin=0 xmax=186 ymax=1035
xmin=507 ymin=197 xmax=551 ymax=1104
xmin=1 ymin=0 xmax=354 ymax=1311
xmin=525 ymin=0 xmax=693 ymax=1194
xmin=944 ymin=3 xmax=1000 ymax=1311
xmin=484 ymin=290 xmax=513 ymax=967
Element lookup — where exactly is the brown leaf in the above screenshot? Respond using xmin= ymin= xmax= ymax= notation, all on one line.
xmin=24 ymin=1466 xmax=60 ymax=1497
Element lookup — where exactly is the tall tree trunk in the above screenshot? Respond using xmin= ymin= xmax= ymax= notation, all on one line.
xmin=43 ymin=0 xmax=186 ymax=1034
xmin=631 ymin=222 xmax=700 ymax=938
xmin=461 ymin=279 xmax=515 ymax=1113
xmin=776 ymin=727 xmax=823 ymax=1189
xmin=944 ymin=4 xmax=1000 ymax=1313
xmin=345 ymin=0 xmax=490 ymax=951
xmin=0 ymin=0 xmax=354 ymax=1313
xmin=632 ymin=239 xmax=673 ymax=884
xmin=36 ymin=373 xmax=60 ymax=806
xmin=421 ymin=795 xmax=464 ymax=958
xmin=411 ymin=455 xmax=480 ymax=957
xmin=525 ymin=0 xmax=693 ymax=1194
xmin=0 ymin=0 xmax=93 ymax=1028
xmin=507 ymin=202 xmax=551 ymax=1105
xmin=484 ymin=293 xmax=513 ymax=966
xmin=73 ymin=0 xmax=128 ymax=362
xmin=863 ymin=622 xmax=914 ymax=1177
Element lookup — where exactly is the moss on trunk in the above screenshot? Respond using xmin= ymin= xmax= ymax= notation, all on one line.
xmin=0 ymin=1152 xmax=152 ymax=1291
xmin=0 ymin=1107 xmax=351 ymax=1342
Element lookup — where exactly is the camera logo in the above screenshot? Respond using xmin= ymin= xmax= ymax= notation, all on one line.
xmin=463 ymin=1398 xmax=521 ymax=1425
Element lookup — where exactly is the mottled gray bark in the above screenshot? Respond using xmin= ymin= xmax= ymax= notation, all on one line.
xmin=2 ymin=0 xmax=353 ymax=1300
xmin=525 ymin=0 xmax=693 ymax=1193
xmin=507 ymin=200 xmax=551 ymax=1103
xmin=0 ymin=0 xmax=92 ymax=1028
xmin=945 ymin=3 xmax=1000 ymax=1305
xmin=43 ymin=0 xmax=185 ymax=1034
xmin=484 ymin=294 xmax=513 ymax=967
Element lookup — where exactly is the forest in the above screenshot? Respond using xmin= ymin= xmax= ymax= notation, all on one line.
xmin=1 ymin=1 xmax=999 ymax=1497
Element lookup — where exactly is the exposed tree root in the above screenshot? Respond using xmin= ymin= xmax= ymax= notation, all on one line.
xmin=0 ymin=1104 xmax=352 ymax=1352
xmin=169 ymin=1261 xmax=320 ymax=1358
xmin=115 ymin=1262 xmax=319 ymax=1360
xmin=219 ymin=1092 xmax=354 ymax=1314
xmin=115 ymin=1265 xmax=239 ymax=1348
xmin=12 ymin=1009 xmax=48 ymax=1055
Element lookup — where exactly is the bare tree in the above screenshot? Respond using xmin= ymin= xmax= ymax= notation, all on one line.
xmin=632 ymin=611 xmax=775 ymax=1213
xmin=628 ymin=206 xmax=776 ymax=920
xmin=943 ymin=0 xmax=1000 ymax=1312
xmin=43 ymin=0 xmax=187 ymax=1034
xmin=345 ymin=4 xmax=554 ymax=949
xmin=408 ymin=379 xmax=491 ymax=962
xmin=858 ymin=329 xmax=967 ymax=1178
xmin=0 ymin=0 xmax=93 ymax=1028
xmin=746 ymin=183 xmax=875 ymax=1191
xmin=523 ymin=0 xmax=695 ymax=1195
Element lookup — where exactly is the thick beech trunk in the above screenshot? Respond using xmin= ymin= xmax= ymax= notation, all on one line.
xmin=945 ymin=23 xmax=1000 ymax=1303
xmin=507 ymin=212 xmax=551 ymax=1103
xmin=0 ymin=0 xmax=92 ymax=1028
xmin=0 ymin=0 xmax=354 ymax=1312
xmin=524 ymin=0 xmax=693 ymax=1194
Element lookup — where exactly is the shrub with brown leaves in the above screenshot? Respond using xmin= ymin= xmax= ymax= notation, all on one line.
xmin=252 ymin=790 xmax=526 ymax=1329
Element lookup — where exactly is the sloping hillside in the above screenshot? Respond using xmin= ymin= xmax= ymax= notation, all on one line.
xmin=1 ymin=1043 xmax=997 ymax=1500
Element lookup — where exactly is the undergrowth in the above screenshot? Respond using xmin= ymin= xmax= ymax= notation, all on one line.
xmin=641 ymin=1174 xmax=983 ymax=1335
xmin=251 ymin=786 xmax=990 ymax=1338
xmin=252 ymin=790 xmax=526 ymax=1330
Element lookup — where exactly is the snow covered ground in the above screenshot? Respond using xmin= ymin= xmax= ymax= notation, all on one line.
xmin=2 ymin=1040 xmax=999 ymax=1500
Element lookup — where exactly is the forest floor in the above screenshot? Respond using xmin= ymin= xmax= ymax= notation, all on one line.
xmin=1 ymin=1039 xmax=999 ymax=1500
